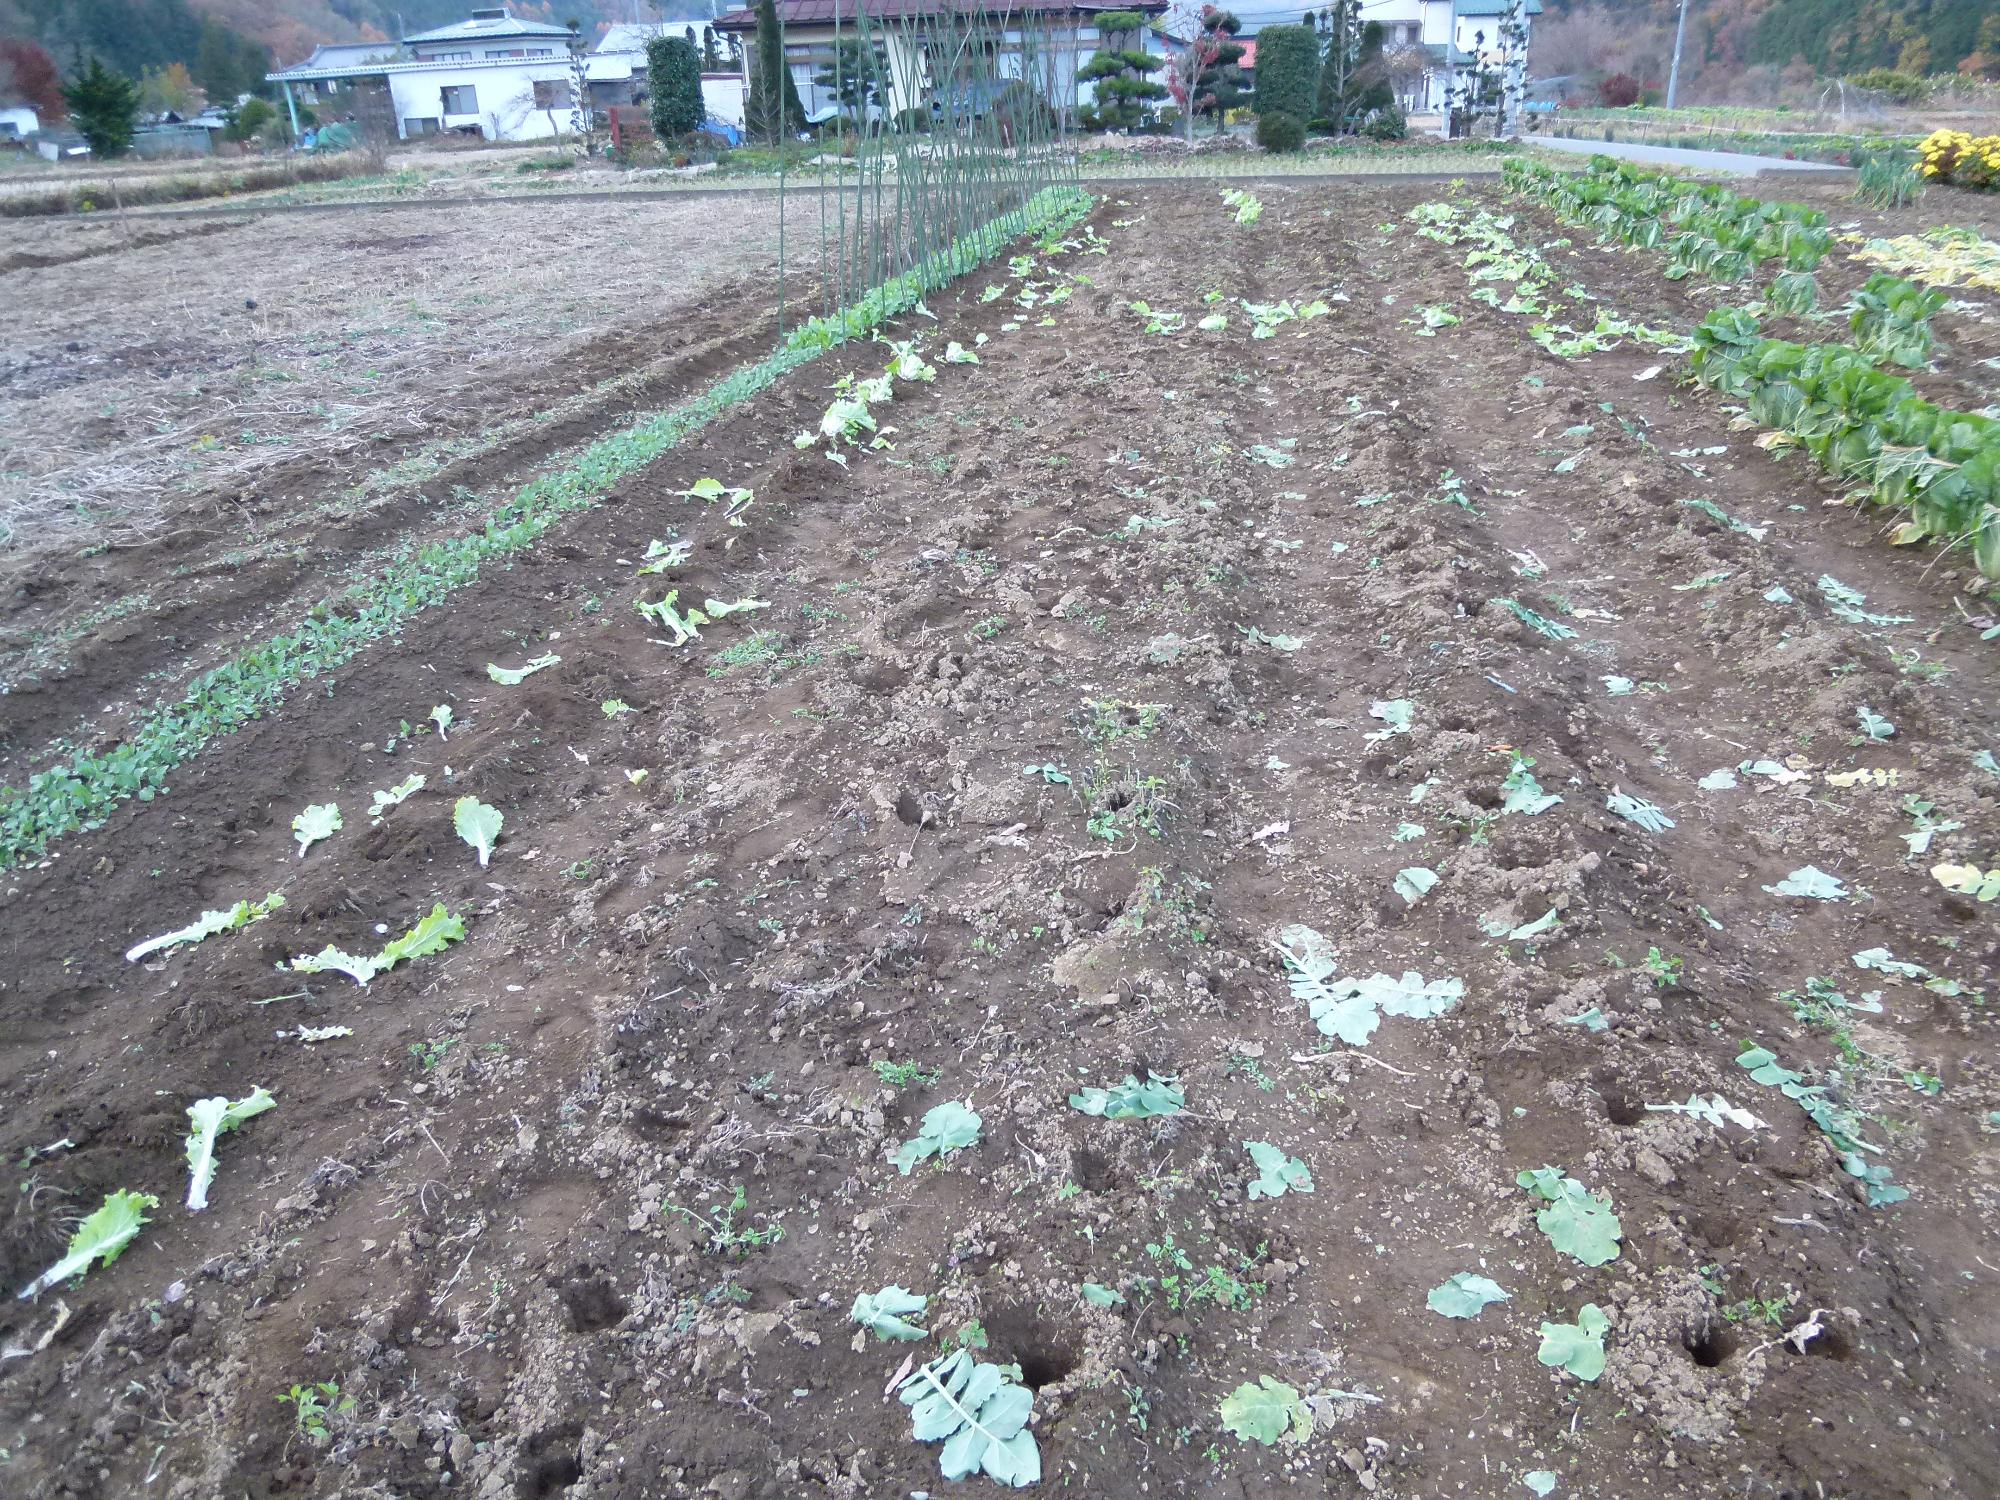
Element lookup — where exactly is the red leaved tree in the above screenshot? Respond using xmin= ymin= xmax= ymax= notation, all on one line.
xmin=1162 ymin=1 xmax=1227 ymax=142
xmin=0 ymin=38 xmax=66 ymax=123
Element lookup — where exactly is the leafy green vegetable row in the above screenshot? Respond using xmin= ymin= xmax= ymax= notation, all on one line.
xmin=1691 ymin=308 xmax=2000 ymax=580
xmin=1506 ymin=156 xmax=1995 ymax=584
xmin=1504 ymin=155 xmax=1833 ymax=280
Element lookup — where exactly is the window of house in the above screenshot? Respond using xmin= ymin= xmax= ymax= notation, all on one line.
xmin=404 ymin=116 xmax=440 ymax=135
xmin=421 ymin=50 xmax=472 ymax=61
xmin=440 ymin=84 xmax=479 ymax=114
xmin=533 ymin=79 xmax=574 ymax=109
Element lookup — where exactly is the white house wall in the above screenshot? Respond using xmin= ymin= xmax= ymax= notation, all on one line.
xmin=702 ymin=75 xmax=747 ymax=128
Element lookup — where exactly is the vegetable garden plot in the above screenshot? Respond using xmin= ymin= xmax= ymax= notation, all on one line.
xmin=0 ymin=181 xmax=1996 ymax=1500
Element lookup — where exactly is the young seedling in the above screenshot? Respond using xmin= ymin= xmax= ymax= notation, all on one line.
xmin=277 ymin=1381 xmax=353 ymax=1443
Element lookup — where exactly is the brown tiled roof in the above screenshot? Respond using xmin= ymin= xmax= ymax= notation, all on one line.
xmin=713 ymin=0 xmax=1167 ymax=32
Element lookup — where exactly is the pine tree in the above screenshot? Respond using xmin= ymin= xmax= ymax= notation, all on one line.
xmin=1195 ymin=7 xmax=1246 ymax=135
xmin=745 ymin=0 xmax=804 ymax=145
xmin=1076 ymin=11 xmax=1165 ymax=131
xmin=63 ymin=56 xmax=140 ymax=157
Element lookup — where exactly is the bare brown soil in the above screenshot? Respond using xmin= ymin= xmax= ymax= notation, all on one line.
xmin=0 ymin=195 xmax=818 ymax=767
xmin=0 ymin=181 xmax=1996 ymax=1500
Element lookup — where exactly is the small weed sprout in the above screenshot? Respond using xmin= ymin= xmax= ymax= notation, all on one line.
xmin=873 ymin=1059 xmax=940 ymax=1090
xmin=277 ymin=1381 xmax=353 ymax=1443
xmin=672 ymin=1183 xmax=784 ymax=1258
xmin=1642 ymin=947 xmax=1685 ymax=989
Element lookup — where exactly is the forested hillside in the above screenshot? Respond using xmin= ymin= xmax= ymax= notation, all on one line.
xmin=1533 ymin=0 xmax=1999 ymax=99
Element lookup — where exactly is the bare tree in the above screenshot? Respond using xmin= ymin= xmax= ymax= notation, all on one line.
xmin=1529 ymin=3 xmax=1671 ymax=92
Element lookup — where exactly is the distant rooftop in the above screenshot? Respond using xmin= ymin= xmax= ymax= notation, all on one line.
xmin=402 ymin=7 xmax=573 ymax=45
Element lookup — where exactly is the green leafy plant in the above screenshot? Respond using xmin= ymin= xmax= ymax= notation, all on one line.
xmin=1536 ymin=1304 xmax=1610 ymax=1380
xmin=454 ymin=796 xmax=504 ymax=867
xmin=1763 ymin=865 xmax=1847 ymax=900
xmin=1393 ymin=867 xmax=1439 ymax=905
xmin=1517 ymin=1167 xmax=1623 ymax=1266
xmin=675 ymin=1182 xmax=784 ymax=1257
xmin=1277 ymin=926 xmax=1465 ymax=1047
xmin=1500 ymin=753 xmax=1562 ymax=814
xmin=893 ymin=1101 xmax=983 ymax=1173
xmin=1496 ymin=598 xmax=1578 ymax=640
xmin=1641 ymin=947 xmax=1684 ymax=988
xmin=486 ymin=654 xmax=559 ymax=685
xmin=1736 ymin=1044 xmax=1906 ymax=1204
xmin=369 ymin=775 xmax=425 ymax=818
xmin=1218 ymin=1376 xmax=1310 ymax=1445
xmin=277 ymin=1380 xmax=353 ymax=1442
xmin=1427 ymin=1273 xmax=1510 ymax=1318
xmin=874 ymin=1059 xmax=940 ymax=1089
xmin=1220 ymin=188 xmax=1263 ymax=225
xmin=16 ymin=1189 xmax=159 ymax=1299
xmin=125 ymin=891 xmax=284 ymax=964
xmin=1847 ymin=272 xmax=1945 ymax=369
xmin=1244 ymin=1142 xmax=1312 ymax=1199
xmin=288 ymin=903 xmax=466 ymax=987
xmin=635 ymin=589 xmax=710 ymax=646
xmin=184 ymin=1086 xmax=276 ymax=1212
xmin=852 ymin=1285 xmax=930 ymax=1342
xmin=429 ymin=705 xmax=453 ymax=738
xmin=898 ymin=1347 xmax=1040 ymax=1486
xmin=1069 ymin=1073 xmax=1184 ymax=1120
xmin=409 ymin=1038 xmax=456 ymax=1071
xmin=1606 ymin=789 xmax=1674 ymax=834
xmin=291 ymin=802 xmax=341 ymax=858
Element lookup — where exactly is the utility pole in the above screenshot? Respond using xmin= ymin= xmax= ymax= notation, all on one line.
xmin=1666 ymin=0 xmax=1691 ymax=109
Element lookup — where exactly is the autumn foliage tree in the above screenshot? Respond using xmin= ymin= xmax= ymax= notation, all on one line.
xmin=0 ymin=37 xmax=65 ymax=122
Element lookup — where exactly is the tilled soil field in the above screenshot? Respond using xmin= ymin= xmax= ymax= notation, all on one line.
xmin=1 ymin=179 xmax=1997 ymax=1500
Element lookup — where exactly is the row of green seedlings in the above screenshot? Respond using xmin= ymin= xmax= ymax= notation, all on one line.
xmin=1507 ymin=155 xmax=1949 ymax=366
xmin=1402 ymin=199 xmax=1687 ymax=359
xmin=0 ymin=188 xmax=1100 ymax=871
xmin=1504 ymin=157 xmax=1997 ymax=585
xmin=21 ymin=895 xmax=471 ymax=1303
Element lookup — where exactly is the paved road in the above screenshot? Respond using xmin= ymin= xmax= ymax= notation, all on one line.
xmin=1531 ymin=135 xmax=1847 ymax=175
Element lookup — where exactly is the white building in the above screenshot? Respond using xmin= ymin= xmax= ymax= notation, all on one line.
xmin=1344 ymin=0 xmax=1541 ymax=120
xmin=266 ymin=7 xmax=753 ymax=141
xmin=266 ymin=7 xmax=639 ymax=142
xmin=0 ymin=105 xmax=39 ymax=142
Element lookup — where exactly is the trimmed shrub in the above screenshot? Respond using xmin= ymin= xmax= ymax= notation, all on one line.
xmin=648 ymin=36 xmax=705 ymax=139
xmin=1256 ymin=109 xmax=1306 ymax=153
xmin=1254 ymin=25 xmax=1320 ymax=125
xmin=1363 ymin=104 xmax=1407 ymax=141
